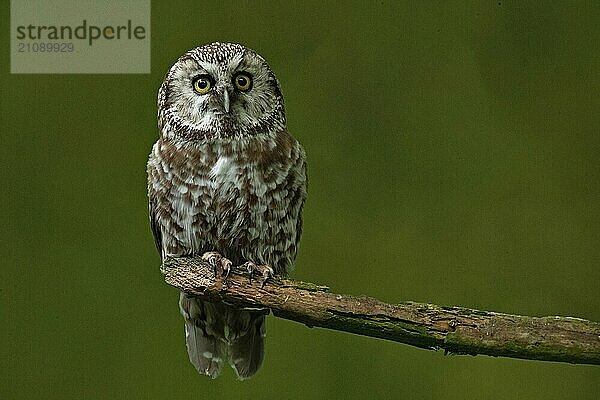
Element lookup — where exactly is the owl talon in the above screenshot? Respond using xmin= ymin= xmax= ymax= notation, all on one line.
xmin=221 ymin=258 xmax=232 ymax=278
xmin=202 ymin=251 xmax=232 ymax=278
xmin=261 ymin=267 xmax=273 ymax=288
xmin=219 ymin=257 xmax=231 ymax=277
xmin=242 ymin=261 xmax=274 ymax=288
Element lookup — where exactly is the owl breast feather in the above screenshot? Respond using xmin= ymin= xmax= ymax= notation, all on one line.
xmin=149 ymin=132 xmax=306 ymax=274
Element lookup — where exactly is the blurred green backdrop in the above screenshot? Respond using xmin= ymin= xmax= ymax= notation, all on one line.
xmin=2 ymin=1 xmax=599 ymax=399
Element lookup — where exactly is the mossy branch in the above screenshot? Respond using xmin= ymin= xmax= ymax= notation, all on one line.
xmin=161 ymin=256 xmax=600 ymax=366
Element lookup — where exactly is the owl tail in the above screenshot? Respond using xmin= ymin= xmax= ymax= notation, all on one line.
xmin=179 ymin=293 xmax=227 ymax=378
xmin=178 ymin=293 xmax=266 ymax=379
xmin=226 ymin=310 xmax=266 ymax=379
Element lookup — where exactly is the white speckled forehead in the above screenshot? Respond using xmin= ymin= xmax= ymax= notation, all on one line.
xmin=187 ymin=42 xmax=252 ymax=64
xmin=179 ymin=42 xmax=265 ymax=78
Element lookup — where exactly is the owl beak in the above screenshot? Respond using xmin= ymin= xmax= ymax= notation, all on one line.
xmin=222 ymin=89 xmax=230 ymax=113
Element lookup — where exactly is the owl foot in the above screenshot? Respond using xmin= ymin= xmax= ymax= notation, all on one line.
xmin=201 ymin=251 xmax=232 ymax=278
xmin=241 ymin=261 xmax=274 ymax=288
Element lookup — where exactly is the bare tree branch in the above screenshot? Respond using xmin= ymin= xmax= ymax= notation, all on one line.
xmin=161 ymin=257 xmax=600 ymax=366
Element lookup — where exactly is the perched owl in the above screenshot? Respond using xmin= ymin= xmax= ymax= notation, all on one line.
xmin=147 ymin=42 xmax=307 ymax=379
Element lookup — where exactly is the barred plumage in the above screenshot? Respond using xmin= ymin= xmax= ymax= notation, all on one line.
xmin=147 ymin=42 xmax=307 ymax=379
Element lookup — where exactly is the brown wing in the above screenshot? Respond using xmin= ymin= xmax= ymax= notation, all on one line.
xmin=148 ymin=194 xmax=163 ymax=260
xmin=294 ymin=156 xmax=308 ymax=252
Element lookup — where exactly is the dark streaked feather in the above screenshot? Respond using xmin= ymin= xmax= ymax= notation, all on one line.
xmin=148 ymin=196 xmax=163 ymax=260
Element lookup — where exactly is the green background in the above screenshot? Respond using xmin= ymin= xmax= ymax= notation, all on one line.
xmin=2 ymin=1 xmax=599 ymax=399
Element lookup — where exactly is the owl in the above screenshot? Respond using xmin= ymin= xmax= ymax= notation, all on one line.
xmin=147 ymin=42 xmax=307 ymax=379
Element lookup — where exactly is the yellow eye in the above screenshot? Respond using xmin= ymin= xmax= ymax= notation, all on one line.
xmin=192 ymin=75 xmax=212 ymax=94
xmin=233 ymin=72 xmax=252 ymax=92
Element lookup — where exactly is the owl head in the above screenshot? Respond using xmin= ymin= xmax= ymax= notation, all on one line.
xmin=158 ymin=42 xmax=286 ymax=142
